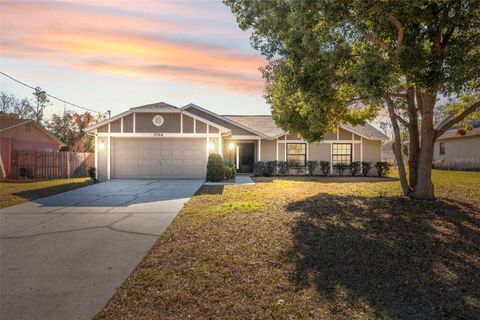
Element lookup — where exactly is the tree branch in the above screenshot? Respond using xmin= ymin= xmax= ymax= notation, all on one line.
xmin=362 ymin=32 xmax=396 ymax=54
xmin=394 ymin=113 xmax=409 ymax=127
xmin=435 ymin=101 xmax=480 ymax=139
xmin=370 ymin=4 xmax=405 ymax=47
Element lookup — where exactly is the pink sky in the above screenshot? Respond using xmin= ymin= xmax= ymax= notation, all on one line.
xmin=0 ymin=0 xmax=269 ymax=117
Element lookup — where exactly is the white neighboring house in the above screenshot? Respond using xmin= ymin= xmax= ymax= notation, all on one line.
xmin=433 ymin=118 xmax=480 ymax=170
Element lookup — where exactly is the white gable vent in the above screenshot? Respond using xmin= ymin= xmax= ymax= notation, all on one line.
xmin=152 ymin=115 xmax=164 ymax=127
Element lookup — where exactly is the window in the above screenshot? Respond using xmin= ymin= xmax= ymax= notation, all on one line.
xmin=332 ymin=143 xmax=352 ymax=165
xmin=439 ymin=142 xmax=445 ymax=155
xmin=287 ymin=143 xmax=306 ymax=167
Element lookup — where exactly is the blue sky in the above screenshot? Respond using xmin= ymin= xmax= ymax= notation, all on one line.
xmin=0 ymin=0 xmax=270 ymax=118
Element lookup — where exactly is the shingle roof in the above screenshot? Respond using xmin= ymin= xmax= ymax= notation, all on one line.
xmin=0 ymin=117 xmax=30 ymax=131
xmin=223 ymin=115 xmax=389 ymax=140
xmin=223 ymin=115 xmax=284 ymax=138
xmin=130 ymin=102 xmax=179 ymax=112
xmin=342 ymin=123 xmax=390 ymax=140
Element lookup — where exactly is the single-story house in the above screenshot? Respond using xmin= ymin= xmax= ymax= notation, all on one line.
xmin=433 ymin=118 xmax=480 ymax=170
xmin=85 ymin=102 xmax=389 ymax=180
xmin=0 ymin=116 xmax=64 ymax=178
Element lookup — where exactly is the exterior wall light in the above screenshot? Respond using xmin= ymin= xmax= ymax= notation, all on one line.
xmin=99 ymin=142 xmax=105 ymax=150
xmin=209 ymin=142 xmax=216 ymax=151
xmin=228 ymin=143 xmax=235 ymax=150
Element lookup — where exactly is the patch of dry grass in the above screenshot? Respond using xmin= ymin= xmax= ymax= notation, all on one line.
xmin=0 ymin=178 xmax=92 ymax=208
xmin=94 ymin=170 xmax=480 ymax=320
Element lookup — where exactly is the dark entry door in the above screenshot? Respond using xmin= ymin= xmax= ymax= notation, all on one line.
xmin=238 ymin=143 xmax=255 ymax=173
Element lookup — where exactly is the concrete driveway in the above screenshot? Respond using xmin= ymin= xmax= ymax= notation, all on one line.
xmin=0 ymin=179 xmax=203 ymax=320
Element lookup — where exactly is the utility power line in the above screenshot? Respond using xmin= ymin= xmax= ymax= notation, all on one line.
xmin=0 ymin=71 xmax=106 ymax=115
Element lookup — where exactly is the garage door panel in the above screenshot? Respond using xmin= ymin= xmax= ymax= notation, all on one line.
xmin=112 ymin=138 xmax=206 ymax=179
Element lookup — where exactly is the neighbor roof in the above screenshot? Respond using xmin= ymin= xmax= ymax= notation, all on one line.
xmin=342 ymin=123 xmax=390 ymax=140
xmin=0 ymin=117 xmax=65 ymax=146
xmin=0 ymin=117 xmax=30 ymax=131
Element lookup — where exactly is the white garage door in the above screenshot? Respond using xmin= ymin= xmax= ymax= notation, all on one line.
xmin=112 ymin=138 xmax=207 ymax=179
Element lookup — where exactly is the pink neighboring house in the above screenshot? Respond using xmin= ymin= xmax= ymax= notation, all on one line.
xmin=0 ymin=117 xmax=64 ymax=178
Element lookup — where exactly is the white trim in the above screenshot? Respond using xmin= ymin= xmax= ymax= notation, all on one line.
xmin=276 ymin=138 xmax=279 ymax=161
xmin=279 ymin=140 xmax=361 ymax=144
xmin=133 ymin=113 xmax=136 ymax=133
xmin=193 ymin=118 xmax=196 ymax=133
xmin=330 ymin=143 xmax=333 ymax=174
xmin=218 ymin=134 xmax=223 ymax=156
xmin=85 ymin=110 xmax=131 ymax=132
xmin=284 ymin=135 xmax=287 ymax=161
xmin=258 ymin=139 xmax=262 ymax=161
xmin=96 ymin=133 xmax=211 ymax=138
xmin=182 ymin=110 xmax=231 ymax=133
xmin=180 ymin=112 xmax=183 ymax=133
xmin=206 ymin=125 xmax=209 ymax=159
xmin=107 ymin=136 xmax=111 ymax=180
xmin=337 ymin=127 xmax=340 ymax=140
xmin=120 ymin=117 xmax=123 ymax=133
xmin=108 ymin=123 xmax=111 ymax=133
xmin=225 ymin=135 xmax=264 ymax=140
xmin=95 ymin=134 xmax=98 ymax=179
xmin=306 ymin=142 xmax=309 ymax=161
xmin=352 ymin=141 xmax=355 ymax=161
xmin=360 ymin=137 xmax=364 ymax=162
xmin=236 ymin=145 xmax=239 ymax=169
xmin=129 ymin=108 xmax=180 ymax=113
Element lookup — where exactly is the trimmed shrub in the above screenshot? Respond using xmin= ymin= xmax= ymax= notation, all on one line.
xmin=224 ymin=166 xmax=235 ymax=180
xmin=265 ymin=161 xmax=277 ymax=176
xmin=88 ymin=166 xmax=97 ymax=181
xmin=319 ymin=161 xmax=330 ymax=176
xmin=224 ymin=161 xmax=234 ymax=168
xmin=306 ymin=160 xmax=319 ymax=176
xmin=277 ymin=161 xmax=288 ymax=176
xmin=350 ymin=161 xmax=361 ymax=176
xmin=253 ymin=161 xmax=266 ymax=176
xmin=334 ymin=163 xmax=350 ymax=175
xmin=375 ymin=161 xmax=390 ymax=177
xmin=361 ymin=162 xmax=372 ymax=176
xmin=206 ymin=153 xmax=225 ymax=182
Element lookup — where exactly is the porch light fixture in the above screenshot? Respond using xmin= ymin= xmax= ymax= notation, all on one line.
xmin=228 ymin=143 xmax=235 ymax=150
xmin=209 ymin=142 xmax=216 ymax=150
xmin=99 ymin=142 xmax=105 ymax=150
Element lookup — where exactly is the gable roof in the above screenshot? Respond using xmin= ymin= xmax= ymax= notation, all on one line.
xmin=130 ymin=102 xmax=180 ymax=113
xmin=223 ymin=114 xmax=389 ymax=140
xmin=0 ymin=117 xmax=65 ymax=146
xmin=0 ymin=117 xmax=30 ymax=131
xmin=223 ymin=115 xmax=284 ymax=138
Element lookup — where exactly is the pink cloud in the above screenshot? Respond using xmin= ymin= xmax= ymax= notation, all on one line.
xmin=0 ymin=1 xmax=265 ymax=93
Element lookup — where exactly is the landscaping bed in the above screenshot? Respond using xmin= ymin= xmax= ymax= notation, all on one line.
xmin=94 ymin=170 xmax=480 ymax=320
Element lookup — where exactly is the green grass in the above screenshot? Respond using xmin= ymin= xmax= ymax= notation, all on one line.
xmin=0 ymin=178 xmax=92 ymax=208
xmin=94 ymin=170 xmax=480 ymax=320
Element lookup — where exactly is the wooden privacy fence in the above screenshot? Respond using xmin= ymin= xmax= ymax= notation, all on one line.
xmin=12 ymin=150 xmax=94 ymax=179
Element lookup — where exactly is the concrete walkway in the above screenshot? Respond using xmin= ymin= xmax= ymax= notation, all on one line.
xmin=204 ymin=175 xmax=255 ymax=186
xmin=0 ymin=179 xmax=203 ymax=320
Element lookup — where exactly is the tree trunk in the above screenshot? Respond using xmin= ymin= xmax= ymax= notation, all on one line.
xmin=409 ymin=92 xmax=436 ymax=200
xmin=406 ymin=84 xmax=420 ymax=190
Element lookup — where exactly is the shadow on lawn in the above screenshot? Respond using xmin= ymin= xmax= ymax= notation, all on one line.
xmin=12 ymin=181 xmax=92 ymax=202
xmin=195 ymin=185 xmax=224 ymax=195
xmin=286 ymin=194 xmax=480 ymax=319
xmin=254 ymin=176 xmax=399 ymax=183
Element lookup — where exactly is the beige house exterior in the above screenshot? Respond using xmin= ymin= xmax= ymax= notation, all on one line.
xmin=433 ymin=120 xmax=480 ymax=170
xmin=86 ymin=102 xmax=389 ymax=180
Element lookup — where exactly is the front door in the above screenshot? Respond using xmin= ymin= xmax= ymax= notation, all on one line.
xmin=238 ymin=143 xmax=255 ymax=173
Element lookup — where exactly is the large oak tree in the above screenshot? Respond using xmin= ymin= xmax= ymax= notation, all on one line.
xmin=225 ymin=0 xmax=480 ymax=199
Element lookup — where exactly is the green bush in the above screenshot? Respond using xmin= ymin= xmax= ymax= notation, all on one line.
xmin=253 ymin=161 xmax=266 ymax=176
xmin=207 ymin=154 xmax=225 ymax=181
xmin=224 ymin=166 xmax=234 ymax=180
xmin=334 ymin=163 xmax=350 ymax=175
xmin=306 ymin=160 xmax=319 ymax=176
xmin=265 ymin=161 xmax=277 ymax=176
xmin=319 ymin=161 xmax=330 ymax=176
xmin=277 ymin=161 xmax=288 ymax=175
xmin=350 ymin=161 xmax=361 ymax=176
xmin=375 ymin=161 xmax=390 ymax=177
xmin=361 ymin=162 xmax=371 ymax=176
xmin=88 ymin=167 xmax=97 ymax=181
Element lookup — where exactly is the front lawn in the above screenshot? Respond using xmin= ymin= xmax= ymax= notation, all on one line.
xmin=95 ymin=170 xmax=480 ymax=320
xmin=0 ymin=178 xmax=92 ymax=208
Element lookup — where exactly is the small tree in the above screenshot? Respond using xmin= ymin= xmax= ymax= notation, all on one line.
xmin=31 ymin=87 xmax=50 ymax=123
